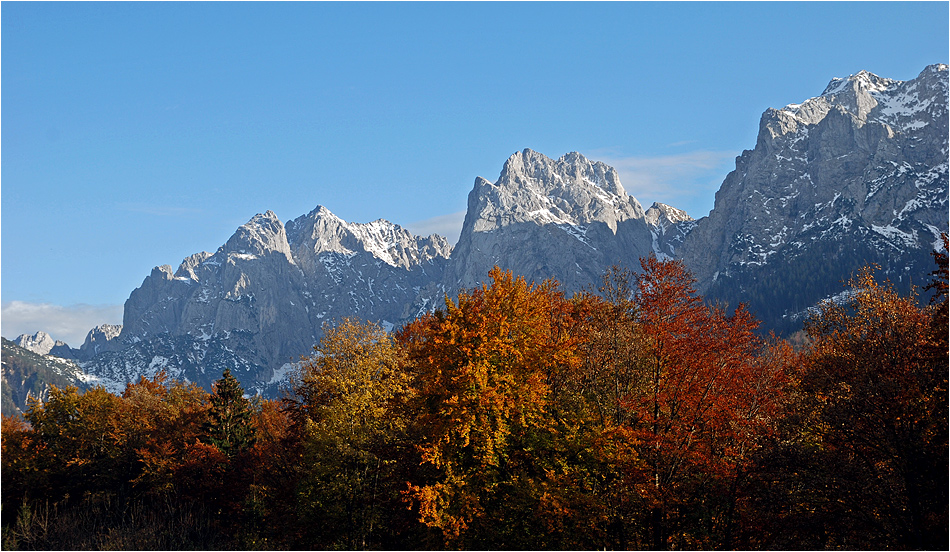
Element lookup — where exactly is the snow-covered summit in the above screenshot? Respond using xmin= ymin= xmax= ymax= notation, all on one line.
xmin=778 ymin=63 xmax=948 ymax=132
xmin=286 ymin=205 xmax=452 ymax=270
xmin=821 ymin=69 xmax=897 ymax=97
xmin=645 ymin=202 xmax=693 ymax=228
xmin=466 ymin=149 xmax=646 ymax=235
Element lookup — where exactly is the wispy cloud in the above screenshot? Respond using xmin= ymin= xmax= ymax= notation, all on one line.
xmin=590 ymin=150 xmax=739 ymax=217
xmin=1 ymin=301 xmax=123 ymax=348
xmin=405 ymin=211 xmax=467 ymax=245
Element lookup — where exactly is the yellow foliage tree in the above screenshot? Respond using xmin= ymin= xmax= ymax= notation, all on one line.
xmin=289 ymin=318 xmax=411 ymax=549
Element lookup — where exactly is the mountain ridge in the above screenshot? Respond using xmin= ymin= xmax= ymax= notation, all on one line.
xmin=5 ymin=63 xmax=947 ymax=412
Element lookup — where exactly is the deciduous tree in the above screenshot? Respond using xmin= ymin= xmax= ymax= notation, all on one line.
xmin=288 ymin=318 xmax=411 ymax=549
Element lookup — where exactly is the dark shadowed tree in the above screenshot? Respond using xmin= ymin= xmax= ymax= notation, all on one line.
xmin=203 ymin=368 xmax=255 ymax=457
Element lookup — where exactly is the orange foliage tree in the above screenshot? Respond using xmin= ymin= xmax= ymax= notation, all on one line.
xmin=398 ymin=267 xmax=595 ymax=548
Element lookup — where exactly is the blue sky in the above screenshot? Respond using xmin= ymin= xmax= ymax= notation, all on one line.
xmin=2 ymin=1 xmax=948 ymax=345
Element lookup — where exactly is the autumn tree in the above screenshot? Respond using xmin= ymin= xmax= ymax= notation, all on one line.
xmin=621 ymin=256 xmax=790 ymax=549
xmin=747 ymin=266 xmax=948 ymax=549
xmin=121 ymin=372 xmax=210 ymax=495
xmin=15 ymin=385 xmax=129 ymax=504
xmin=287 ymin=318 xmax=413 ymax=549
xmin=398 ymin=267 xmax=603 ymax=548
xmin=0 ymin=375 xmax=226 ymax=550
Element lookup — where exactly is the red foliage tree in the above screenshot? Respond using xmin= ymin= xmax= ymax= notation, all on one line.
xmin=623 ymin=256 xmax=789 ymax=549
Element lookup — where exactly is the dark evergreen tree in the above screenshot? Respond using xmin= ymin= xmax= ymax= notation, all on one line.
xmin=203 ymin=368 xmax=255 ymax=457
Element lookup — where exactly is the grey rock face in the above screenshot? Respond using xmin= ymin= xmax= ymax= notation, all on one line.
xmin=446 ymin=149 xmax=655 ymax=293
xmin=14 ymin=332 xmax=57 ymax=356
xmin=78 ymin=324 xmax=123 ymax=357
xmin=83 ymin=207 xmax=452 ymax=392
xmin=680 ymin=64 xmax=948 ymax=329
xmin=645 ymin=202 xmax=697 ymax=260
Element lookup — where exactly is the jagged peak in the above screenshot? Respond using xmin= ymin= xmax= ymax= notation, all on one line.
xmin=821 ymin=69 xmax=895 ymax=97
xmin=465 ymin=149 xmax=647 ymax=235
xmin=772 ymin=63 xmax=947 ymax=135
xmin=287 ymin=205 xmax=451 ymax=269
xmin=15 ymin=331 xmax=56 ymax=355
xmin=497 ymin=149 xmax=626 ymax=196
xmin=309 ymin=204 xmax=341 ymax=221
xmin=175 ymin=251 xmax=213 ymax=280
xmin=80 ymin=324 xmax=124 ymax=356
xmin=87 ymin=324 xmax=122 ymax=340
xmin=221 ymin=210 xmax=294 ymax=260
xmin=645 ymin=202 xmax=693 ymax=227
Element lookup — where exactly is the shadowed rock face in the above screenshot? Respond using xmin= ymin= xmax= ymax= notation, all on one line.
xmin=679 ymin=64 xmax=948 ymax=329
xmin=46 ymin=64 xmax=947 ymax=396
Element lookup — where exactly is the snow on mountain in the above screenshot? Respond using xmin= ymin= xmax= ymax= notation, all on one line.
xmin=645 ymin=202 xmax=697 ymax=260
xmin=447 ymin=149 xmax=655 ymax=293
xmin=22 ymin=64 xmax=946 ymax=398
xmin=286 ymin=205 xmax=452 ymax=272
xmin=681 ymin=63 xmax=948 ymax=332
xmin=14 ymin=331 xmax=58 ymax=356
xmin=76 ymin=207 xmax=452 ymax=394
xmin=465 ymin=149 xmax=646 ymax=235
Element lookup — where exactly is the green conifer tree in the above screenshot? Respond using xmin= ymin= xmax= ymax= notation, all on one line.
xmin=203 ymin=368 xmax=255 ymax=457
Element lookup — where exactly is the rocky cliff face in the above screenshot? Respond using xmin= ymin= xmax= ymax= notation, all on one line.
xmin=680 ymin=64 xmax=948 ymax=330
xmin=14 ymin=331 xmax=58 ymax=356
xmin=79 ymin=207 xmax=451 ymax=394
xmin=446 ymin=149 xmax=656 ymax=294
xmin=645 ymin=202 xmax=697 ymax=260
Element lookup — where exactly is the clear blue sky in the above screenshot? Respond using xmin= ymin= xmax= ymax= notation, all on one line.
xmin=2 ymin=1 xmax=948 ymax=345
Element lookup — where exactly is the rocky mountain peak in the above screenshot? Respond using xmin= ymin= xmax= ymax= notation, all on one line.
xmin=221 ymin=210 xmax=294 ymax=262
xmin=448 ymin=149 xmax=655 ymax=293
xmin=21 ymin=65 xmax=943 ymax=405
xmin=14 ymin=331 xmax=57 ymax=355
xmin=821 ymin=69 xmax=896 ymax=97
xmin=80 ymin=324 xmax=124 ymax=357
xmin=466 ymin=149 xmax=645 ymax=236
xmin=174 ymin=251 xmax=213 ymax=281
xmin=680 ymin=63 xmax=947 ymax=334
xmin=286 ymin=205 xmax=451 ymax=271
xmin=774 ymin=64 xmax=948 ymax=134
xmin=645 ymin=202 xmax=693 ymax=228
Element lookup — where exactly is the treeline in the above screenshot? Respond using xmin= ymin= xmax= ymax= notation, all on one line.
xmin=2 ymin=253 xmax=947 ymax=550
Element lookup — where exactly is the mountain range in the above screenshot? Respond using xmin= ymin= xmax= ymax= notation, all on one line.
xmin=4 ymin=63 xmax=947 ymax=414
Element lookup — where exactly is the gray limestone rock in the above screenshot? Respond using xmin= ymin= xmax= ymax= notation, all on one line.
xmin=680 ymin=64 xmax=948 ymax=329
xmin=446 ymin=149 xmax=655 ymax=294
xmin=56 ymin=64 xmax=949 ymax=395
xmin=645 ymin=202 xmax=697 ymax=260
xmin=79 ymin=324 xmax=124 ymax=358
xmin=83 ymin=207 xmax=452 ymax=392
xmin=14 ymin=331 xmax=57 ymax=356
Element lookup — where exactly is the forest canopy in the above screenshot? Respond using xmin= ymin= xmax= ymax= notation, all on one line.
xmin=2 ymin=253 xmax=947 ymax=550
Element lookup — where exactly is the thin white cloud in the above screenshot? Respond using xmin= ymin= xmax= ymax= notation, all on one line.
xmin=591 ymin=150 xmax=739 ymax=217
xmin=1 ymin=301 xmax=123 ymax=348
xmin=405 ymin=211 xmax=467 ymax=245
